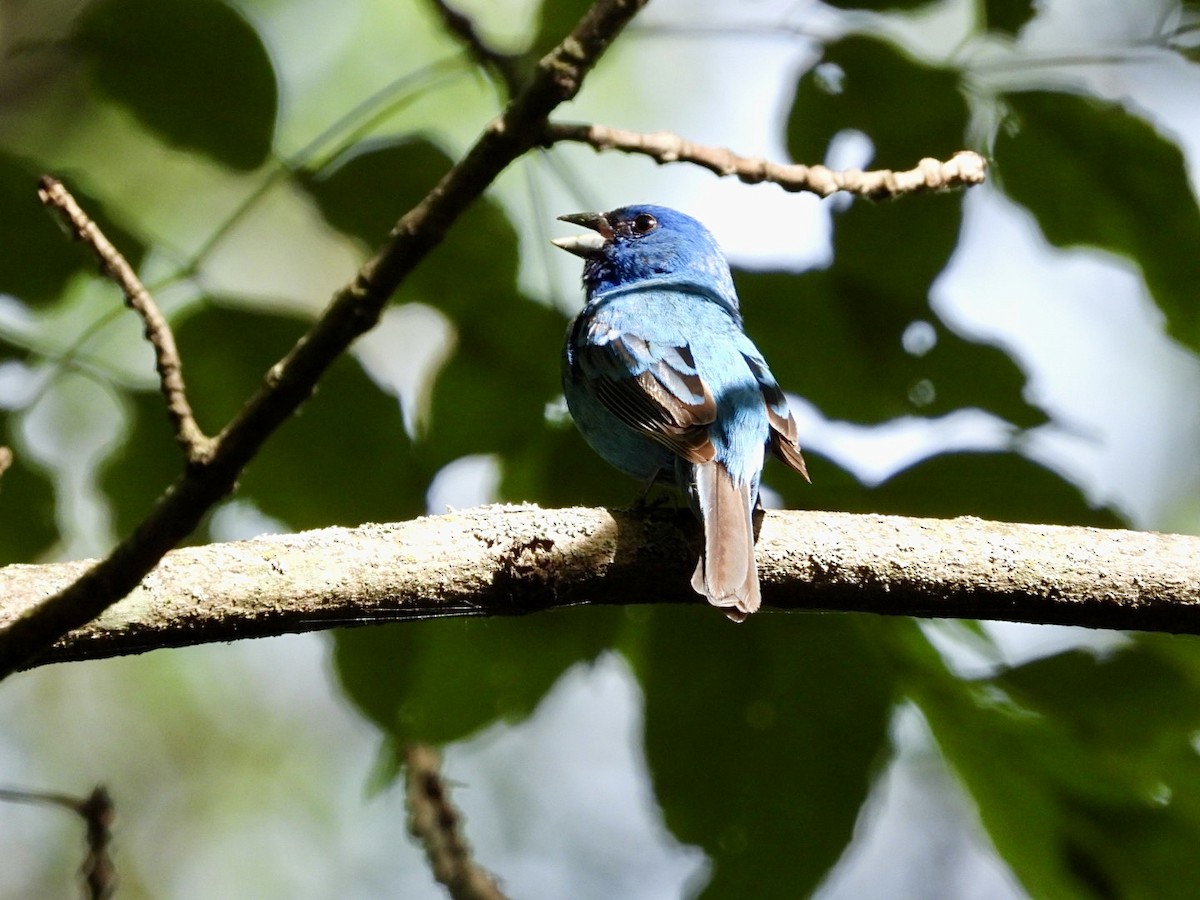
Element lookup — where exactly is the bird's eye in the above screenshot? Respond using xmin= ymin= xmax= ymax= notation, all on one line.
xmin=631 ymin=213 xmax=657 ymax=235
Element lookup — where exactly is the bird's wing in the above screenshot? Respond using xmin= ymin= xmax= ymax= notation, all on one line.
xmin=575 ymin=326 xmax=718 ymax=464
xmin=739 ymin=343 xmax=810 ymax=482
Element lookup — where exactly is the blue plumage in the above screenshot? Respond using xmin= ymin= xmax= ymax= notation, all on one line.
xmin=555 ymin=205 xmax=809 ymax=620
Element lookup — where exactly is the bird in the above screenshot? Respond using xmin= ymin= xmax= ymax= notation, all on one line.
xmin=553 ymin=204 xmax=809 ymax=621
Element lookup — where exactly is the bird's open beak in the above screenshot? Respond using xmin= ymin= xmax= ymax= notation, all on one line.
xmin=552 ymin=212 xmax=611 ymax=257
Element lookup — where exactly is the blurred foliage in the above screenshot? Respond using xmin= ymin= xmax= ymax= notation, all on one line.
xmin=102 ymin=304 xmax=429 ymax=537
xmin=785 ymin=451 xmax=1125 ymax=527
xmin=911 ymin=634 xmax=1200 ymax=900
xmin=789 ymin=37 xmax=969 ymax=168
xmin=635 ymin=611 xmax=897 ymax=897
xmin=75 ymin=0 xmax=277 ymax=170
xmin=336 ymin=607 xmax=625 ymax=747
xmin=984 ymin=0 xmax=1037 ymax=37
xmin=298 ymin=139 xmax=565 ymax=473
xmin=0 ymin=153 xmax=144 ymax=307
xmin=0 ymin=408 xmax=56 ymax=564
xmin=782 ymin=38 xmax=1044 ymax=428
xmin=996 ymin=89 xmax=1200 ymax=355
xmin=2 ymin=0 xmax=1200 ymax=897
xmin=738 ymin=255 xmax=1045 ymax=428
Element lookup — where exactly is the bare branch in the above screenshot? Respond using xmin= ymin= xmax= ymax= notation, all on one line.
xmin=0 ymin=785 xmax=116 ymax=899
xmin=426 ymin=0 xmax=524 ymax=95
xmin=544 ymin=122 xmax=989 ymax=198
xmin=0 ymin=0 xmax=651 ymax=680
xmin=0 ymin=446 xmax=11 ymax=481
xmin=78 ymin=787 xmax=117 ymax=900
xmin=3 ymin=506 xmax=1200 ymax=669
xmin=405 ymin=744 xmax=507 ymax=900
xmin=36 ymin=177 xmax=211 ymax=463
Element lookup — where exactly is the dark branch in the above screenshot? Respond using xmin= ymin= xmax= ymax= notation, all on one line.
xmin=405 ymin=744 xmax=507 ymax=900
xmin=36 ymin=176 xmax=211 ymax=463
xmin=0 ymin=785 xmax=116 ymax=899
xmin=0 ymin=0 xmax=651 ymax=681
xmin=543 ymin=122 xmax=988 ymax=198
xmin=426 ymin=0 xmax=524 ymax=95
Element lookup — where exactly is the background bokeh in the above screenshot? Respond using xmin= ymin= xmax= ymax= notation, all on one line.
xmin=2 ymin=0 xmax=1200 ymax=896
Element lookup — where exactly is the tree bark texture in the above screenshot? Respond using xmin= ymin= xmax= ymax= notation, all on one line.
xmin=3 ymin=505 xmax=1197 ymax=669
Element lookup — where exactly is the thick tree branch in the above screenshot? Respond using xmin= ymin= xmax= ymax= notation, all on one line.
xmin=37 ymin=176 xmax=211 ymax=462
xmin=0 ymin=0 xmax=650 ymax=681
xmin=3 ymin=506 xmax=1199 ymax=669
xmin=543 ymin=122 xmax=988 ymax=198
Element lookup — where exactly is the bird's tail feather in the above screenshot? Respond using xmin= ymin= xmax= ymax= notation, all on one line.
xmin=690 ymin=461 xmax=759 ymax=622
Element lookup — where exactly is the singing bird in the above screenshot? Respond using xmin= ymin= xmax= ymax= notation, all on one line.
xmin=554 ymin=205 xmax=809 ymax=620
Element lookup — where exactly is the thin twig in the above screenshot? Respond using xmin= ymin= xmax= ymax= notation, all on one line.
xmin=426 ymin=0 xmax=524 ymax=95
xmin=0 ymin=446 xmax=12 ymax=481
xmin=405 ymin=744 xmax=507 ymax=900
xmin=543 ymin=121 xmax=988 ymax=198
xmin=36 ymin=177 xmax=211 ymax=464
xmin=0 ymin=785 xmax=116 ymax=900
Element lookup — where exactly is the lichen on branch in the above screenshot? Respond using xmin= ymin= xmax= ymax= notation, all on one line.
xmin=4 ymin=506 xmax=1199 ymax=670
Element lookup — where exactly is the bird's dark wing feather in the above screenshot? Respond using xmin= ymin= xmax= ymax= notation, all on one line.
xmin=741 ymin=350 xmax=810 ymax=482
xmin=577 ymin=330 xmax=718 ymax=464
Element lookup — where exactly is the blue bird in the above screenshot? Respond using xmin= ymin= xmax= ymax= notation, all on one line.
xmin=554 ymin=205 xmax=809 ymax=621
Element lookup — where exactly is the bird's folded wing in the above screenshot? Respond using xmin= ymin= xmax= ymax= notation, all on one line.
xmin=740 ymin=345 xmax=810 ymax=482
xmin=577 ymin=330 xmax=718 ymax=464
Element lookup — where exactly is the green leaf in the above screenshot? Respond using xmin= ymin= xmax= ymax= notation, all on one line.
xmin=984 ymin=0 xmax=1036 ymax=36
xmin=788 ymin=36 xmax=968 ymax=168
xmin=101 ymin=303 xmax=426 ymax=537
xmin=299 ymin=138 xmax=564 ymax=482
xmin=527 ymin=0 xmax=595 ymax=58
xmin=996 ymin=90 xmax=1200 ymax=355
xmin=0 ymin=154 xmax=146 ymax=306
xmin=300 ymin=139 xmax=526 ymax=323
xmin=333 ymin=607 xmax=625 ymax=749
xmin=0 ymin=412 xmax=56 ymax=564
xmin=98 ymin=388 xmax=182 ymax=544
xmin=423 ymin=324 xmax=563 ymax=471
xmin=635 ymin=609 xmax=896 ymax=897
xmin=778 ymin=41 xmax=1041 ymax=431
xmin=774 ymin=451 xmax=1123 ymax=528
xmin=297 ymin=138 xmax=445 ymax=252
xmin=501 ymin=419 xmax=640 ymax=509
xmin=75 ymin=0 xmax=277 ymax=171
xmin=915 ymin=639 xmax=1200 ymax=900
xmin=738 ymin=258 xmax=1043 ymax=428
xmin=1000 ymin=642 xmax=1200 ymax=762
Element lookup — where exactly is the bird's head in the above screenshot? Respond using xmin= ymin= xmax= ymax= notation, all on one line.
xmin=553 ymin=205 xmax=737 ymax=306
